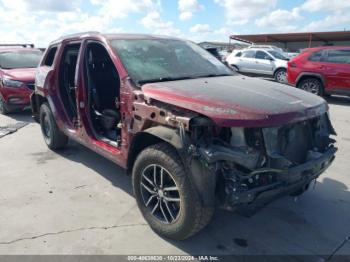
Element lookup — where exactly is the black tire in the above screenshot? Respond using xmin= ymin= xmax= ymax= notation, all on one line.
xmin=274 ymin=68 xmax=287 ymax=83
xmin=0 ymin=96 xmax=9 ymax=115
xmin=298 ymin=78 xmax=324 ymax=96
xmin=132 ymin=143 xmax=214 ymax=240
xmin=39 ymin=103 xmax=68 ymax=150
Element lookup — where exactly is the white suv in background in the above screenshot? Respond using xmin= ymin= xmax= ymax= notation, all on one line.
xmin=226 ymin=48 xmax=289 ymax=83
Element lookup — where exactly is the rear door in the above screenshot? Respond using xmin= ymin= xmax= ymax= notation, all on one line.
xmin=254 ymin=50 xmax=274 ymax=75
xmin=239 ymin=50 xmax=257 ymax=73
xmin=322 ymin=49 xmax=350 ymax=94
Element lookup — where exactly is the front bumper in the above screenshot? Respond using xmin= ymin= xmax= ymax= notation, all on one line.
xmin=1 ymin=87 xmax=32 ymax=111
xmin=226 ymin=146 xmax=337 ymax=215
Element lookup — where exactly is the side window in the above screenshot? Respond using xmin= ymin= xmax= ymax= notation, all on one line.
xmin=308 ymin=51 xmax=322 ymax=62
xmin=43 ymin=46 xmax=57 ymax=66
xmin=235 ymin=52 xmax=242 ymax=57
xmin=255 ymin=51 xmax=270 ymax=60
xmin=325 ymin=50 xmax=350 ymax=64
xmin=242 ymin=50 xmax=256 ymax=58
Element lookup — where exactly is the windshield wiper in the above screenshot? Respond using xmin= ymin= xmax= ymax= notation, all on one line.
xmin=138 ymin=76 xmax=198 ymax=85
xmin=197 ymin=73 xmax=233 ymax=78
xmin=137 ymin=73 xmax=233 ymax=85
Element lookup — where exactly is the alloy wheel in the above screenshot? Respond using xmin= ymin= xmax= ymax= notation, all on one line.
xmin=301 ymin=81 xmax=320 ymax=95
xmin=276 ymin=70 xmax=287 ymax=83
xmin=140 ymin=164 xmax=181 ymax=224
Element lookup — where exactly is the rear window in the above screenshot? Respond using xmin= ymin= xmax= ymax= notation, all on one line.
xmin=0 ymin=50 xmax=43 ymax=69
xmin=325 ymin=50 xmax=350 ymax=64
xmin=235 ymin=52 xmax=242 ymax=57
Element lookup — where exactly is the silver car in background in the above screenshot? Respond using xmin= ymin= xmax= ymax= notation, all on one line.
xmin=226 ymin=48 xmax=289 ymax=83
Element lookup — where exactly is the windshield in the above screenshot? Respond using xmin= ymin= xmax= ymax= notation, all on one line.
xmin=0 ymin=51 xmax=43 ymax=69
xmin=267 ymin=50 xmax=288 ymax=60
xmin=110 ymin=39 xmax=233 ymax=85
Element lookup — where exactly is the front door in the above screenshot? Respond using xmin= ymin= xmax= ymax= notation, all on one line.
xmin=239 ymin=50 xmax=257 ymax=73
xmin=255 ymin=50 xmax=274 ymax=75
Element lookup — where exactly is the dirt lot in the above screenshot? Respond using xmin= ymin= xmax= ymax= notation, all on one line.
xmin=0 ymin=96 xmax=349 ymax=257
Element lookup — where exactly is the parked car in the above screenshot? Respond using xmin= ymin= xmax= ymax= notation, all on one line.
xmin=0 ymin=45 xmax=43 ymax=114
xmin=287 ymin=46 xmax=350 ymax=97
xmin=226 ymin=48 xmax=289 ymax=83
xmin=247 ymin=44 xmax=284 ymax=53
xmin=247 ymin=44 xmax=299 ymax=59
xmin=31 ymin=32 xmax=337 ymax=240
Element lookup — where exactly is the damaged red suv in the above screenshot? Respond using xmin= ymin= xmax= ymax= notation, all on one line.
xmin=31 ymin=32 xmax=337 ymax=240
xmin=0 ymin=45 xmax=43 ymax=114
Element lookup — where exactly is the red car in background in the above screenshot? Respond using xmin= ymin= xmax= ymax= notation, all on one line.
xmin=0 ymin=45 xmax=43 ymax=114
xmin=287 ymin=46 xmax=350 ymax=97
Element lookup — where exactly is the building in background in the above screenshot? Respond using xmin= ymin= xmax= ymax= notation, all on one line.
xmin=230 ymin=31 xmax=350 ymax=52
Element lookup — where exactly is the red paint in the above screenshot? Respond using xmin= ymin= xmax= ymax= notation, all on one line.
xmin=287 ymin=46 xmax=350 ymax=95
xmin=0 ymin=49 xmax=40 ymax=112
xmin=33 ymin=33 xmax=331 ymax=169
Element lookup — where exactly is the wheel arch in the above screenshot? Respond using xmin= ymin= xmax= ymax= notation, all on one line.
xmin=127 ymin=126 xmax=216 ymax=207
xmin=273 ymin=67 xmax=287 ymax=77
xmin=30 ymin=93 xmax=48 ymax=123
xmin=127 ymin=126 xmax=183 ymax=176
xmin=296 ymin=73 xmax=326 ymax=87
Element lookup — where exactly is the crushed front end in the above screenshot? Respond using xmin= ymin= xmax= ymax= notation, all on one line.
xmin=187 ymin=113 xmax=337 ymax=214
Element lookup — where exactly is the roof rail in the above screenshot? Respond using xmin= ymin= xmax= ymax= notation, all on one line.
xmin=0 ymin=44 xmax=35 ymax=48
xmin=50 ymin=31 xmax=101 ymax=45
xmin=60 ymin=31 xmax=101 ymax=39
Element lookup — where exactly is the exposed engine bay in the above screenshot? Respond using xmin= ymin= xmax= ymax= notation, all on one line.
xmin=131 ymin=90 xmax=337 ymax=214
xmin=185 ymin=113 xmax=337 ymax=213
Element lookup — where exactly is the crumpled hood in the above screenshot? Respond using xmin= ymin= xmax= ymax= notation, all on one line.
xmin=142 ymin=75 xmax=328 ymax=127
xmin=2 ymin=68 xmax=36 ymax=82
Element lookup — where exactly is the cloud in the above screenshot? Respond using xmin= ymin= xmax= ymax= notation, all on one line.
xmin=301 ymin=0 xmax=350 ymax=31
xmin=188 ymin=25 xmax=233 ymax=42
xmin=0 ymin=3 xmax=122 ymax=47
xmin=304 ymin=13 xmax=350 ymax=31
xmin=1 ymin=0 xmax=81 ymax=12
xmin=141 ymin=11 xmax=181 ymax=36
xmin=301 ymin=0 xmax=350 ymax=13
xmin=255 ymin=8 xmax=301 ymax=31
xmin=91 ymin=0 xmax=161 ymax=19
xmin=178 ymin=0 xmax=203 ymax=21
xmin=214 ymin=0 xmax=277 ymax=25
xmin=190 ymin=24 xmax=211 ymax=34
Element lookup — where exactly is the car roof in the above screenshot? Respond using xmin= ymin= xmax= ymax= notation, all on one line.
xmin=50 ymin=31 xmax=183 ymax=45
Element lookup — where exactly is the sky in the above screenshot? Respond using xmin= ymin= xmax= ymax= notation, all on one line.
xmin=0 ymin=0 xmax=349 ymax=47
